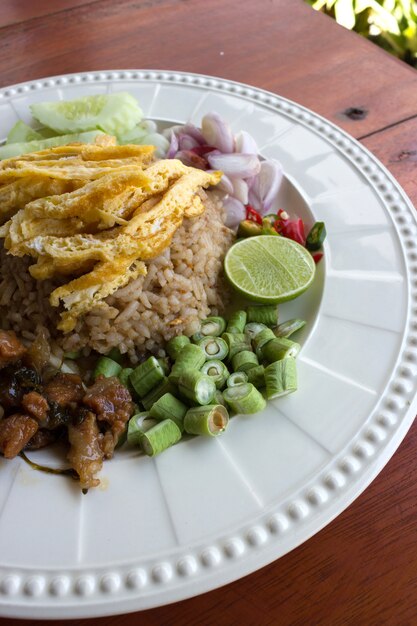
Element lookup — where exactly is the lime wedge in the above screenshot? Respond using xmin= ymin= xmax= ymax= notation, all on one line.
xmin=224 ymin=236 xmax=316 ymax=303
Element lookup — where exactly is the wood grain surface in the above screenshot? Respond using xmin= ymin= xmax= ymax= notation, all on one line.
xmin=0 ymin=1 xmax=416 ymax=624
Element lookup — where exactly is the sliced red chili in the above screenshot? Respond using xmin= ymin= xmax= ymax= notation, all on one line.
xmin=312 ymin=252 xmax=324 ymax=264
xmin=245 ymin=204 xmax=263 ymax=224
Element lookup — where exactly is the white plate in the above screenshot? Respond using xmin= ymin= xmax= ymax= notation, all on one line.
xmin=0 ymin=70 xmax=416 ymax=619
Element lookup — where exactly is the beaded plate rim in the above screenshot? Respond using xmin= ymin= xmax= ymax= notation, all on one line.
xmin=0 ymin=69 xmax=416 ymax=619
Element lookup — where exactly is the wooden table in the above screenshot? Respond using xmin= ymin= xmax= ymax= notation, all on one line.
xmin=1 ymin=1 xmax=417 ymax=624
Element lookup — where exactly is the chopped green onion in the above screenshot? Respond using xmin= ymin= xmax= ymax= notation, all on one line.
xmin=200 ymin=360 xmax=229 ymax=389
xmin=127 ymin=412 xmax=157 ymax=446
xmin=223 ymin=383 xmax=266 ymax=414
xmin=237 ymin=220 xmax=262 ymax=238
xmin=244 ymin=322 xmax=268 ymax=341
xmin=141 ymin=377 xmax=177 ymax=410
xmin=274 ymin=319 xmax=306 ymax=338
xmin=246 ymin=365 xmax=265 ymax=388
xmin=247 ymin=305 xmax=278 ymax=327
xmin=252 ymin=328 xmax=276 ymax=358
xmin=227 ymin=371 xmax=248 ymax=387
xmin=64 ymin=350 xmax=81 ymax=360
xmin=265 ymin=358 xmax=298 ymax=399
xmin=222 ymin=332 xmax=251 ymax=361
xmin=306 ymin=221 xmax=326 ymax=251
xmin=262 ymin=338 xmax=300 ymax=363
xmin=115 ymin=426 xmax=128 ymax=449
xmin=192 ymin=317 xmax=226 ymax=341
xmin=178 ymin=371 xmax=216 ymax=406
xmin=232 ymin=350 xmax=259 ymax=373
xmin=157 ymin=357 xmax=171 ymax=376
xmin=166 ymin=335 xmax=190 ymax=360
xmin=140 ymin=419 xmax=182 ymax=456
xmin=197 ymin=336 xmax=228 ymax=361
xmin=226 ymin=310 xmax=247 ymax=334
xmin=184 ymin=405 xmax=229 ymax=436
xmin=130 ymin=356 xmax=165 ymax=398
xmin=118 ymin=367 xmax=134 ymax=388
xmin=93 ymin=356 xmax=122 ymax=380
xmin=106 ymin=347 xmax=123 ymax=364
xmin=149 ymin=392 xmax=187 ymax=432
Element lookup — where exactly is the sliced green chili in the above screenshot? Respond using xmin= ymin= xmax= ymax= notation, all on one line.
xmin=306 ymin=221 xmax=326 ymax=251
xmin=141 ymin=377 xmax=177 ymax=410
xmin=169 ymin=343 xmax=206 ymax=383
xmin=226 ymin=310 xmax=247 ymax=334
xmin=246 ymin=365 xmax=265 ymax=388
xmin=237 ymin=220 xmax=262 ymax=238
xmin=130 ymin=356 xmax=165 ymax=398
xmin=223 ymin=383 xmax=266 ymax=414
xmin=262 ymin=338 xmax=300 ymax=363
xmin=93 ymin=356 xmax=122 ymax=380
xmin=227 ymin=371 xmax=248 ymax=387
xmin=197 ymin=336 xmax=228 ymax=361
xmin=247 ymin=305 xmax=278 ymax=327
xmin=166 ymin=335 xmax=190 ymax=360
xmin=232 ymin=350 xmax=259 ymax=373
xmin=140 ymin=419 xmax=182 ymax=456
xmin=149 ymin=392 xmax=187 ymax=432
xmin=274 ymin=319 xmax=306 ymax=338
xmin=265 ymin=358 xmax=298 ymax=399
xmin=184 ymin=405 xmax=229 ymax=436
xmin=192 ymin=317 xmax=226 ymax=341
xmin=200 ymin=360 xmax=229 ymax=389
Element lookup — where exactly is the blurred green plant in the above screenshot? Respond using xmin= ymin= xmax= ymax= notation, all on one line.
xmin=306 ymin=0 xmax=417 ymax=67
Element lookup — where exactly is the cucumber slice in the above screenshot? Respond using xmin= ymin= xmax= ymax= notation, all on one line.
xmin=0 ymin=130 xmax=105 ymax=159
xmin=6 ymin=121 xmax=43 ymax=144
xmin=36 ymin=126 xmax=62 ymax=139
xmin=30 ymin=92 xmax=143 ymax=136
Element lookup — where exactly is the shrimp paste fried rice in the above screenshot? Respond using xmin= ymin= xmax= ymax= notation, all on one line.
xmin=0 ymin=192 xmax=234 ymax=361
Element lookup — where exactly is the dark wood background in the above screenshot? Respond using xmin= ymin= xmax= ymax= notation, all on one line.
xmin=0 ymin=1 xmax=417 ymax=624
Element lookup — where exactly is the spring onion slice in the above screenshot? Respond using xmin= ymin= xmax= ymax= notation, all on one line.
xmin=141 ymin=377 xmax=177 ymax=410
xmin=252 ymin=328 xmax=276 ymax=358
xmin=166 ymin=335 xmax=190 ymax=360
xmin=149 ymin=392 xmax=187 ymax=432
xmin=192 ymin=317 xmax=226 ymax=341
xmin=222 ymin=332 xmax=251 ymax=361
xmin=262 ymin=338 xmax=300 ymax=363
xmin=265 ymin=358 xmax=297 ymax=399
xmin=223 ymin=383 xmax=266 ymax=414
xmin=197 ymin=336 xmax=228 ymax=361
xmin=178 ymin=370 xmax=216 ymax=406
xmin=247 ymin=305 xmax=278 ymax=327
xmin=232 ymin=350 xmax=259 ymax=373
xmin=227 ymin=371 xmax=248 ymax=387
xmin=64 ymin=350 xmax=81 ymax=360
xmin=127 ymin=412 xmax=157 ymax=446
xmin=200 ymin=360 xmax=229 ymax=389
xmin=93 ymin=356 xmax=122 ymax=380
xmin=130 ymin=356 xmax=165 ymax=398
xmin=244 ymin=322 xmax=268 ymax=341
xmin=169 ymin=344 xmax=206 ymax=383
xmin=140 ymin=419 xmax=182 ymax=456
xmin=184 ymin=405 xmax=229 ymax=436
xmin=226 ymin=310 xmax=247 ymax=334
xmin=106 ymin=347 xmax=123 ymax=363
xmin=246 ymin=365 xmax=265 ymax=388
xmin=274 ymin=319 xmax=306 ymax=338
